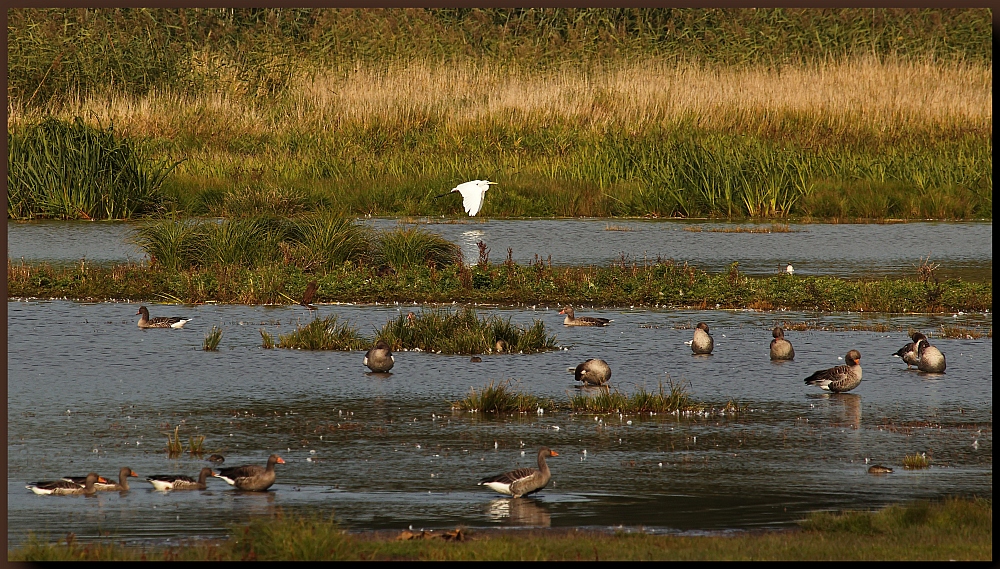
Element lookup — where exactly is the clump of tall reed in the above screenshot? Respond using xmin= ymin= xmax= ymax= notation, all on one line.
xmin=285 ymin=214 xmax=372 ymax=271
xmin=452 ymin=379 xmax=556 ymax=414
xmin=260 ymin=329 xmax=275 ymax=348
xmin=903 ymin=452 xmax=930 ymax=470
xmin=376 ymin=307 xmax=558 ymax=354
xmin=277 ymin=315 xmax=369 ymax=350
xmin=374 ymin=226 xmax=462 ymax=272
xmin=203 ymin=326 xmax=223 ymax=351
xmin=569 ymin=380 xmax=698 ymax=414
xmin=7 ymin=117 xmax=179 ymax=220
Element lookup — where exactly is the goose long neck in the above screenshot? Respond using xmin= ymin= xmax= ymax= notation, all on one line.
xmin=537 ymin=452 xmax=550 ymax=475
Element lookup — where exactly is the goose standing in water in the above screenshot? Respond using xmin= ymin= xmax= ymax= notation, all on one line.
xmin=687 ymin=322 xmax=714 ymax=354
xmin=769 ymin=327 xmax=795 ymax=360
xmin=573 ymin=358 xmax=612 ymax=386
xmin=479 ymin=447 xmax=559 ymax=498
xmin=214 ymin=454 xmax=285 ymax=491
xmin=916 ymin=340 xmax=947 ymax=373
xmin=893 ymin=332 xmax=927 ymax=369
xmin=559 ymin=306 xmax=611 ymax=327
xmin=92 ymin=467 xmax=138 ymax=492
xmin=27 ymin=472 xmax=101 ymax=496
xmin=805 ymin=350 xmax=863 ymax=393
xmin=136 ymin=306 xmax=192 ymax=329
xmin=363 ymin=339 xmax=395 ymax=372
xmin=146 ymin=468 xmax=216 ymax=491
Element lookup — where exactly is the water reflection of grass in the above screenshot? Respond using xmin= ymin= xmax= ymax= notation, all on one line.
xmin=9 ymin=497 xmax=990 ymax=560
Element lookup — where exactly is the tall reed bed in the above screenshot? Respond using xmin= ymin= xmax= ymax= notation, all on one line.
xmin=376 ymin=307 xmax=558 ymax=354
xmin=7 ymin=117 xmax=179 ymax=220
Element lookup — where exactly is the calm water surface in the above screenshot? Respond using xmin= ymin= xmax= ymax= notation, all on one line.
xmin=7 ymin=300 xmax=992 ymax=545
xmin=7 ymin=219 xmax=993 ymax=280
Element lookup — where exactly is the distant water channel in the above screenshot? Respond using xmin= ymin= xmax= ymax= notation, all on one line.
xmin=7 ymin=300 xmax=992 ymax=546
xmin=6 ymin=218 xmax=993 ymax=281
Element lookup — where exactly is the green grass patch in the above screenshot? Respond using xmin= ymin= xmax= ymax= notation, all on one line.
xmin=903 ymin=452 xmax=930 ymax=470
xmin=452 ymin=379 xmax=556 ymax=414
xmin=377 ymin=307 xmax=558 ymax=355
xmin=568 ymin=380 xmax=699 ymax=414
xmin=277 ymin=316 xmax=369 ymax=351
xmin=8 ymin=497 xmax=991 ymax=560
xmin=203 ymin=326 xmax=223 ymax=351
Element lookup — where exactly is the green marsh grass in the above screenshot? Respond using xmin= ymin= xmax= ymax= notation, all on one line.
xmin=277 ymin=316 xmax=368 ymax=351
xmin=903 ymin=453 xmax=930 ymax=470
xmin=568 ymin=380 xmax=698 ymax=414
xmin=7 ymin=117 xmax=179 ymax=220
xmin=166 ymin=425 xmax=183 ymax=455
xmin=376 ymin=307 xmax=558 ymax=355
xmin=260 ymin=329 xmax=275 ymax=349
xmin=203 ymin=326 xmax=223 ymax=351
xmin=939 ymin=324 xmax=990 ymax=339
xmin=9 ymin=497 xmax=991 ymax=561
xmin=375 ymin=227 xmax=462 ymax=272
xmin=453 ymin=379 xmax=556 ymax=414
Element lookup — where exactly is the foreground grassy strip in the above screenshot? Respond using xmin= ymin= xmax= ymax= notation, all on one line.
xmin=8 ymin=260 xmax=990 ymax=314
xmin=9 ymin=497 xmax=991 ymax=561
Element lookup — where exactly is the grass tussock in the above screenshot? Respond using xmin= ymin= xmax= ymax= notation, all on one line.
xmin=569 ymin=380 xmax=699 ymax=414
xmin=903 ymin=453 xmax=930 ymax=470
xmin=7 ymin=117 xmax=179 ymax=220
xmin=203 ymin=326 xmax=223 ymax=351
xmin=375 ymin=227 xmax=462 ymax=272
xmin=277 ymin=316 xmax=369 ymax=350
xmin=452 ymin=379 xmax=556 ymax=414
xmin=260 ymin=329 xmax=275 ymax=349
xmin=939 ymin=324 xmax=990 ymax=339
xmin=377 ymin=307 xmax=558 ymax=355
xmin=8 ymin=497 xmax=991 ymax=561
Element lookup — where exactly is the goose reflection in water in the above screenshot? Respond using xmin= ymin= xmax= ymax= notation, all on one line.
xmin=486 ymin=497 xmax=552 ymax=527
xmin=808 ymin=392 xmax=861 ymax=430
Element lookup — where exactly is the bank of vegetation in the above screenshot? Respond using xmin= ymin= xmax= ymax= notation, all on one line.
xmin=8 ymin=497 xmax=991 ymax=561
xmin=7 ymin=8 xmax=993 ymax=221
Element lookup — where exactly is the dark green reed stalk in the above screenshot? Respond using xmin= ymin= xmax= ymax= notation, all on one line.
xmin=453 ymin=379 xmax=556 ymax=413
xmin=375 ymin=307 xmax=558 ymax=355
xmin=374 ymin=226 xmax=462 ymax=272
xmin=277 ymin=315 xmax=368 ymax=350
xmin=7 ymin=117 xmax=179 ymax=220
xmin=203 ymin=325 xmax=223 ymax=351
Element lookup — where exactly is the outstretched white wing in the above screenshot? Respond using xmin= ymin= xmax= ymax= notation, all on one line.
xmin=452 ymin=180 xmax=496 ymax=217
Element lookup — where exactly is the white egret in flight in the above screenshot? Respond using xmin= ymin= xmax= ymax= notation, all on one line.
xmin=436 ymin=180 xmax=497 ymax=217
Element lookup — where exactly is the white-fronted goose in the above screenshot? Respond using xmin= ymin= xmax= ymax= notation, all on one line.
xmin=214 ymin=454 xmax=285 ymax=491
xmin=688 ymin=322 xmax=714 ymax=354
xmin=916 ymin=340 xmax=946 ymax=373
xmin=28 ymin=472 xmax=100 ymax=496
xmin=893 ymin=332 xmax=927 ymax=369
xmin=559 ymin=306 xmax=611 ymax=327
xmin=805 ymin=350 xmax=863 ymax=393
xmin=479 ymin=447 xmax=558 ymax=498
xmin=769 ymin=327 xmax=795 ymax=360
xmin=574 ymin=358 xmax=612 ymax=386
xmin=136 ymin=306 xmax=192 ymax=329
xmin=147 ymin=468 xmax=215 ymax=491
xmin=92 ymin=466 xmax=138 ymax=492
xmin=364 ymin=340 xmax=395 ymax=372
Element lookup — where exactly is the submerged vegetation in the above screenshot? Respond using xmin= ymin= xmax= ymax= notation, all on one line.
xmin=7 ymin=9 xmax=992 ymax=221
xmin=8 ymin=497 xmax=991 ymax=561
xmin=8 ymin=255 xmax=991 ymax=314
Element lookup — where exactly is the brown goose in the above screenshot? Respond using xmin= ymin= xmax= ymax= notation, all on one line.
xmin=559 ymin=306 xmax=611 ymax=327
xmin=893 ymin=332 xmax=927 ymax=369
xmin=769 ymin=327 xmax=795 ymax=360
xmin=478 ymin=447 xmax=559 ymax=498
xmin=300 ymin=280 xmax=319 ymax=310
xmin=93 ymin=466 xmax=138 ymax=492
xmin=61 ymin=475 xmax=112 ymax=486
xmin=687 ymin=322 xmax=714 ymax=354
xmin=27 ymin=472 xmax=100 ymax=496
xmin=214 ymin=454 xmax=285 ymax=491
xmin=147 ymin=468 xmax=216 ymax=491
xmin=805 ymin=350 xmax=863 ymax=393
xmin=916 ymin=340 xmax=946 ymax=373
xmin=363 ymin=339 xmax=395 ymax=372
xmin=136 ymin=306 xmax=192 ymax=329
xmin=574 ymin=358 xmax=612 ymax=386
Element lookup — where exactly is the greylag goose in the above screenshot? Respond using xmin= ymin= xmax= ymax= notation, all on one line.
xmin=214 ymin=454 xmax=284 ymax=491
xmin=27 ymin=472 xmax=101 ymax=496
xmin=805 ymin=350 xmax=863 ymax=393
xmin=769 ymin=327 xmax=795 ymax=360
xmin=147 ymin=467 xmax=215 ymax=491
xmin=61 ymin=474 xmax=111 ymax=486
xmin=207 ymin=454 xmax=226 ymax=463
xmin=892 ymin=332 xmax=927 ymax=369
xmin=559 ymin=306 xmax=611 ymax=327
xmin=479 ymin=447 xmax=558 ymax=498
xmin=93 ymin=466 xmax=138 ymax=492
xmin=495 ymin=339 xmax=510 ymax=353
xmin=363 ymin=339 xmax=395 ymax=372
xmin=136 ymin=306 xmax=192 ymax=329
xmin=916 ymin=340 xmax=946 ymax=373
xmin=435 ymin=179 xmax=497 ymax=217
xmin=687 ymin=322 xmax=714 ymax=354
xmin=574 ymin=358 xmax=612 ymax=386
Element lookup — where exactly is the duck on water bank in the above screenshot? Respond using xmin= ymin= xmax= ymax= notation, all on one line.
xmin=805 ymin=350 xmax=863 ymax=393
xmin=214 ymin=454 xmax=284 ymax=491
xmin=479 ymin=447 xmax=558 ymax=498
xmin=27 ymin=472 xmax=101 ymax=496
xmin=559 ymin=306 xmax=611 ymax=327
xmin=136 ymin=306 xmax=192 ymax=329
xmin=770 ymin=327 xmax=794 ymax=360
xmin=147 ymin=468 xmax=216 ymax=491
